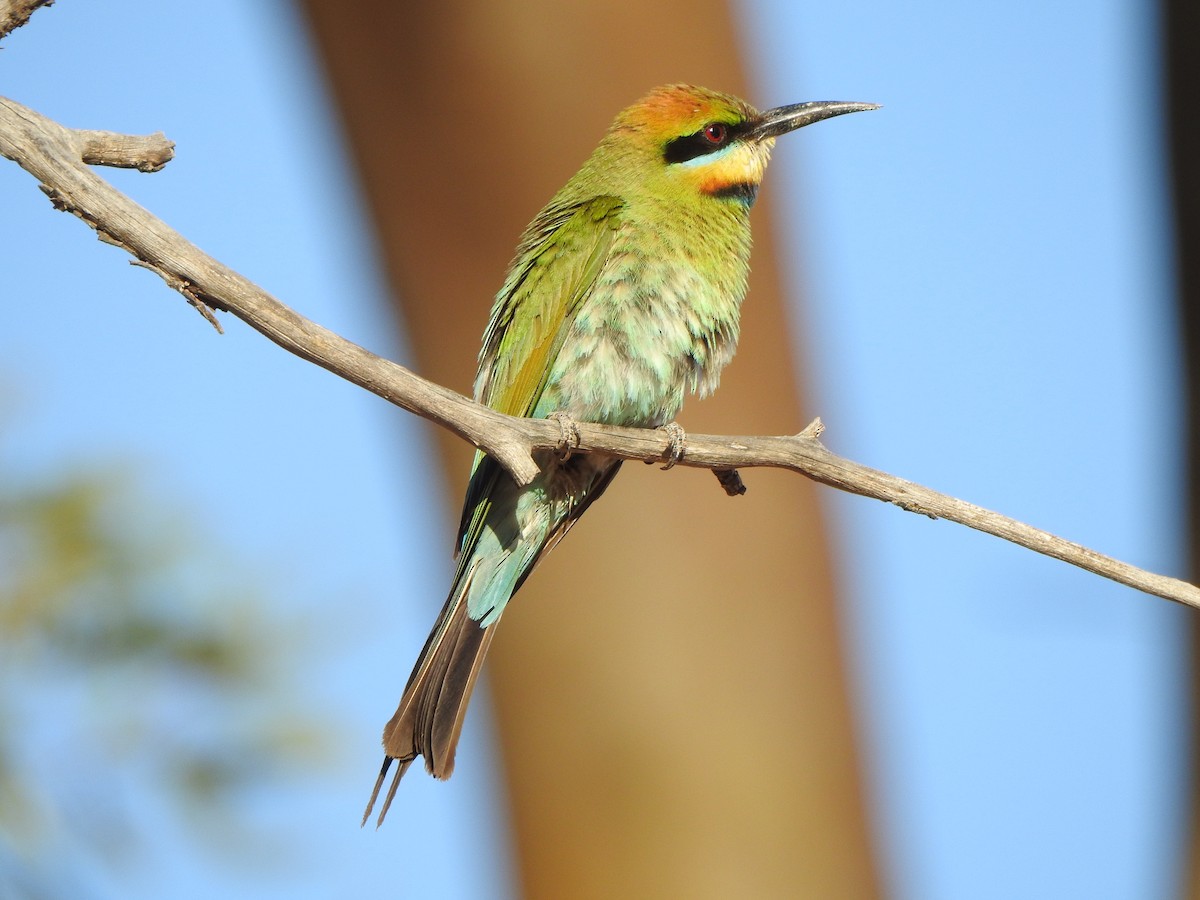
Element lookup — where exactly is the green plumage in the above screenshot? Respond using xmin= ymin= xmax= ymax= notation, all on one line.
xmin=364 ymin=85 xmax=877 ymax=825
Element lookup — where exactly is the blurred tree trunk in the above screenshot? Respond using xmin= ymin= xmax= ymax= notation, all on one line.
xmin=1164 ymin=0 xmax=1200 ymax=896
xmin=299 ymin=2 xmax=879 ymax=896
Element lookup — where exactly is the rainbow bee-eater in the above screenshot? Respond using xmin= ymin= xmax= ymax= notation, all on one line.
xmin=364 ymin=84 xmax=876 ymax=825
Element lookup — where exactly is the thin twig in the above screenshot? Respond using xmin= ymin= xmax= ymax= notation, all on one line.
xmin=1 ymin=91 xmax=1197 ymax=612
xmin=525 ymin=419 xmax=1200 ymax=609
xmin=0 ymin=94 xmax=540 ymax=484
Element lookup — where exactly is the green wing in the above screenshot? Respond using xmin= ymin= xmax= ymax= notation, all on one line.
xmin=475 ymin=195 xmax=624 ymax=417
xmin=455 ymin=195 xmax=624 ymax=552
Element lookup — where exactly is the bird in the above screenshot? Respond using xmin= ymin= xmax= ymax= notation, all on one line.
xmin=363 ymin=84 xmax=877 ymax=826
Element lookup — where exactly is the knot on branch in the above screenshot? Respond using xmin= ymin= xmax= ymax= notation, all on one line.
xmin=713 ymin=468 xmax=747 ymax=496
xmin=891 ymin=498 xmax=938 ymax=520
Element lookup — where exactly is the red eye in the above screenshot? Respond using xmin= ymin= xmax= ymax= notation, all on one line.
xmin=703 ymin=123 xmax=727 ymax=144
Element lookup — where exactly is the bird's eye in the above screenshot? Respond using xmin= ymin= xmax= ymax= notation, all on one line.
xmin=663 ymin=122 xmax=738 ymax=164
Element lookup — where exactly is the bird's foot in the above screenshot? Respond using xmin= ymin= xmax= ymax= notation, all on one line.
xmin=658 ymin=422 xmax=686 ymax=470
xmin=548 ymin=411 xmax=582 ymax=461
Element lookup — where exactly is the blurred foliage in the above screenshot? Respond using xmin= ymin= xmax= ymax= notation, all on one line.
xmin=0 ymin=414 xmax=328 ymax=894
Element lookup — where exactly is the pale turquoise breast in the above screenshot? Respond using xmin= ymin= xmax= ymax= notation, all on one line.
xmin=534 ymin=213 xmax=750 ymax=427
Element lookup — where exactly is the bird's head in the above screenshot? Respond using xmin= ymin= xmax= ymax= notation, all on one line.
xmin=589 ymin=84 xmax=877 ymax=207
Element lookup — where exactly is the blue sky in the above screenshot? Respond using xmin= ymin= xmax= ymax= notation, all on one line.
xmin=0 ymin=1 xmax=1186 ymax=898
xmin=754 ymin=3 xmax=1185 ymax=896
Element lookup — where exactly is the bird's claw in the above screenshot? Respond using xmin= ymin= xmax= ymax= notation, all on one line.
xmin=658 ymin=422 xmax=686 ymax=470
xmin=548 ymin=411 xmax=582 ymax=461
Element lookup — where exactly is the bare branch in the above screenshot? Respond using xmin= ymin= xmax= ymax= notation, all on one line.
xmin=1 ymin=92 xmax=1197 ymax=612
xmin=0 ymin=94 xmax=542 ymax=484
xmin=528 ymin=419 xmax=1200 ymax=609
xmin=77 ymin=130 xmax=175 ymax=172
xmin=0 ymin=0 xmax=52 ymax=44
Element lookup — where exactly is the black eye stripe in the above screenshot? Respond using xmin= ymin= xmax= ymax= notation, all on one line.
xmin=663 ymin=122 xmax=745 ymax=164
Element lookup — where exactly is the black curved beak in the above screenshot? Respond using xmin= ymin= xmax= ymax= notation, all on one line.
xmin=749 ymin=100 xmax=880 ymax=141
